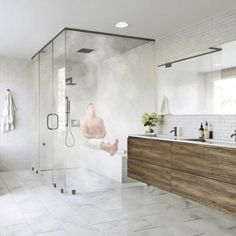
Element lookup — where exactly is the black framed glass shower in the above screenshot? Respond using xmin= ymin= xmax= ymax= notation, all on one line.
xmin=32 ymin=28 xmax=157 ymax=194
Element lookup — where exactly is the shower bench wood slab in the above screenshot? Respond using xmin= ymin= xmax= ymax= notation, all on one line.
xmin=127 ymin=136 xmax=236 ymax=216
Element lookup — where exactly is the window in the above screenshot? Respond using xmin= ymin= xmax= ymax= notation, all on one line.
xmin=214 ymin=78 xmax=236 ymax=114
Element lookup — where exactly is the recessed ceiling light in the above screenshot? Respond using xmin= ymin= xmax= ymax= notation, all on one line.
xmin=115 ymin=21 xmax=128 ymax=28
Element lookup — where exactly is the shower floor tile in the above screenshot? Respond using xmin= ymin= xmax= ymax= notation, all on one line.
xmin=0 ymin=170 xmax=235 ymax=236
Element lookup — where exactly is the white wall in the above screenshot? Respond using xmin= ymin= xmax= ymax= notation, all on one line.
xmin=0 ymin=57 xmax=33 ymax=171
xmin=96 ymin=42 xmax=156 ymax=150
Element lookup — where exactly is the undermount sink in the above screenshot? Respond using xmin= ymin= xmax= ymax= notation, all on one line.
xmin=180 ymin=138 xmax=206 ymax=142
xmin=139 ymin=134 xmax=177 ymax=140
xmin=205 ymin=140 xmax=236 ymax=146
xmin=180 ymin=138 xmax=236 ymax=147
xmin=139 ymin=134 xmax=157 ymax=137
xmin=136 ymin=135 xmax=236 ymax=147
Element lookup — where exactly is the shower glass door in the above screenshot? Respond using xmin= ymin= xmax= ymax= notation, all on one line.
xmin=37 ymin=31 xmax=68 ymax=193
xmin=52 ymin=30 xmax=80 ymax=194
xmin=37 ymin=43 xmax=53 ymax=184
xmin=52 ymin=31 xmax=67 ymax=193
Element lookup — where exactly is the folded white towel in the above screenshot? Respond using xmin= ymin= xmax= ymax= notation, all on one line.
xmin=1 ymin=90 xmax=16 ymax=132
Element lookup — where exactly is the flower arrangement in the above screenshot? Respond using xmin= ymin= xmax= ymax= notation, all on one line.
xmin=141 ymin=112 xmax=159 ymax=134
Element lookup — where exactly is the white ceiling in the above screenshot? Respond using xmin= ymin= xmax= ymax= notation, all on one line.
xmin=0 ymin=0 xmax=236 ymax=58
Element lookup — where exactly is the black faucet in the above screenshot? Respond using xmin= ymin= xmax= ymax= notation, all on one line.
xmin=170 ymin=126 xmax=177 ymax=137
xmin=230 ymin=130 xmax=236 ymax=141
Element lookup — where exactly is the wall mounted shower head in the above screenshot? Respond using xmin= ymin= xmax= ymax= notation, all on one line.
xmin=66 ymin=77 xmax=77 ymax=86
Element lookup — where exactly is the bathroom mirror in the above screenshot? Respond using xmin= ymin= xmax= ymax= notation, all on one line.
xmin=158 ymin=40 xmax=236 ymax=115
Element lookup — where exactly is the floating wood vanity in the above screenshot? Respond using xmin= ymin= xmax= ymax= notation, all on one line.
xmin=128 ymin=136 xmax=236 ymax=216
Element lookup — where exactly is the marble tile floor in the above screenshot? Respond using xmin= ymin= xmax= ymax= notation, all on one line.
xmin=0 ymin=170 xmax=235 ymax=236
xmin=39 ymin=168 xmax=128 ymax=194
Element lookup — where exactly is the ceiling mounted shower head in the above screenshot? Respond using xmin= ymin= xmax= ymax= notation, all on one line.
xmin=77 ymin=48 xmax=94 ymax=53
xmin=66 ymin=77 xmax=77 ymax=86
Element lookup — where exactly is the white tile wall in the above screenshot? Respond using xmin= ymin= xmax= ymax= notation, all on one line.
xmin=160 ymin=115 xmax=236 ymax=142
xmin=156 ymin=8 xmax=236 ymax=142
xmin=157 ymin=8 xmax=236 ymax=65
xmin=0 ymin=57 xmax=33 ymax=171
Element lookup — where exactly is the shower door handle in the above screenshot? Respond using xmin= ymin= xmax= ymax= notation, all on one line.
xmin=47 ymin=113 xmax=59 ymax=130
xmin=54 ymin=113 xmax=59 ymax=130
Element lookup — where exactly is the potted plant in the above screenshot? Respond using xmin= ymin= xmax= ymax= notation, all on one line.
xmin=141 ymin=112 xmax=160 ymax=135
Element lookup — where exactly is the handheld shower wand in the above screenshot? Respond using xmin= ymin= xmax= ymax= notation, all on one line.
xmin=65 ymin=97 xmax=75 ymax=148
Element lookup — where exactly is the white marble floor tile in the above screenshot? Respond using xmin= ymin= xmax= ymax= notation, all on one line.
xmin=184 ymin=219 xmax=234 ymax=236
xmin=94 ymin=216 xmax=155 ymax=236
xmin=131 ymin=222 xmax=205 ymax=236
xmin=0 ymin=223 xmax=33 ymax=236
xmin=0 ymin=208 xmax=26 ymax=226
xmin=106 ymin=202 xmax=170 ymax=220
xmin=71 ymin=203 xmax=116 ymax=224
xmin=59 ymin=215 xmax=104 ymax=236
xmin=44 ymin=202 xmax=79 ymax=218
xmin=17 ymin=198 xmax=45 ymax=214
xmin=227 ymin=226 xmax=236 ymax=236
xmin=130 ymin=226 xmax=181 ymax=236
xmin=35 ymin=230 xmax=69 ymax=236
xmin=25 ymin=214 xmax=63 ymax=234
xmin=0 ymin=170 xmax=235 ymax=236
xmin=22 ymin=210 xmax=64 ymax=234
xmin=185 ymin=207 xmax=236 ymax=229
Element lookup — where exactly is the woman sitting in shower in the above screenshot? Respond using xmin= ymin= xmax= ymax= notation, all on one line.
xmin=82 ymin=103 xmax=119 ymax=156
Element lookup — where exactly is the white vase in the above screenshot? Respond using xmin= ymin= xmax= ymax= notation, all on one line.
xmin=145 ymin=126 xmax=154 ymax=135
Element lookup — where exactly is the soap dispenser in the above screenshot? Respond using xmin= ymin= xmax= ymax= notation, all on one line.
xmin=209 ymin=123 xmax=213 ymax=139
xmin=204 ymin=121 xmax=209 ymax=139
xmin=199 ymin=123 xmax=204 ymax=139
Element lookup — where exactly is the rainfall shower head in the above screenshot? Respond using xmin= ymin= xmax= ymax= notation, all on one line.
xmin=77 ymin=48 xmax=94 ymax=53
xmin=66 ymin=77 xmax=77 ymax=86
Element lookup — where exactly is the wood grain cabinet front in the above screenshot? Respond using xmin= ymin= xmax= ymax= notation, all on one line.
xmin=171 ymin=170 xmax=236 ymax=215
xmin=128 ymin=137 xmax=171 ymax=168
xmin=128 ymin=137 xmax=171 ymax=191
xmin=128 ymin=158 xmax=171 ymax=191
xmin=127 ymin=136 xmax=236 ymax=216
xmin=171 ymin=142 xmax=236 ymax=185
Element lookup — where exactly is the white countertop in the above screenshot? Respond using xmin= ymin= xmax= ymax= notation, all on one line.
xmin=129 ymin=134 xmax=236 ymax=149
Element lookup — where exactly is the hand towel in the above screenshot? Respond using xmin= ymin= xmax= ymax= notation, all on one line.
xmin=1 ymin=90 xmax=16 ymax=132
xmin=160 ymin=96 xmax=170 ymax=115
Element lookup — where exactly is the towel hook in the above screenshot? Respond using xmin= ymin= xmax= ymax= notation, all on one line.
xmin=7 ymin=89 xmax=10 ymax=91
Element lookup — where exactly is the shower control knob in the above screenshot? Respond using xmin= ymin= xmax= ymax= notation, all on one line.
xmin=42 ymin=143 xmax=46 ymax=146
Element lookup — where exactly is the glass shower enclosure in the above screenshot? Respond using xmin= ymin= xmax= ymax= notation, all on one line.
xmin=32 ymin=28 xmax=156 ymax=194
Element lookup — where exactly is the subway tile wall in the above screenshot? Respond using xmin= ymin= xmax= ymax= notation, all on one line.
xmin=160 ymin=115 xmax=236 ymax=142
xmin=157 ymin=8 xmax=236 ymax=65
xmin=156 ymin=8 xmax=236 ymax=142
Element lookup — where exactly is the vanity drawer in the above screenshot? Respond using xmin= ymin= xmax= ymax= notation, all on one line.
xmin=128 ymin=158 xmax=171 ymax=191
xmin=128 ymin=137 xmax=171 ymax=168
xmin=171 ymin=170 xmax=236 ymax=215
xmin=171 ymin=142 xmax=236 ymax=185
